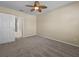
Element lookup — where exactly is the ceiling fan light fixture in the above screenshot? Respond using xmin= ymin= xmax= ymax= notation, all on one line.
xmin=26 ymin=1 xmax=47 ymax=12
xmin=34 ymin=6 xmax=39 ymax=10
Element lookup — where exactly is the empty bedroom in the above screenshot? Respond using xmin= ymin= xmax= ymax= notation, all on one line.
xmin=0 ymin=0 xmax=79 ymax=57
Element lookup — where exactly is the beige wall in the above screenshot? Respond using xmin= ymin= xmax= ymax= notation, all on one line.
xmin=0 ymin=6 xmax=36 ymax=38
xmin=37 ymin=2 xmax=79 ymax=47
xmin=23 ymin=14 xmax=36 ymax=37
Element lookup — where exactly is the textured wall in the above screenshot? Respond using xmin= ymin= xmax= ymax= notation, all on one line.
xmin=37 ymin=2 xmax=79 ymax=47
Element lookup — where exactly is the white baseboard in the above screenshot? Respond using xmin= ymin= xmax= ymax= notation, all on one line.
xmin=23 ymin=34 xmax=37 ymax=38
xmin=38 ymin=34 xmax=79 ymax=48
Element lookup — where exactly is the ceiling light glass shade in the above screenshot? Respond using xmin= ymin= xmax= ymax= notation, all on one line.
xmin=34 ymin=7 xmax=39 ymax=10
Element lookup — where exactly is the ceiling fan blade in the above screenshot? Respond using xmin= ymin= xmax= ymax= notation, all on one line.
xmin=26 ymin=5 xmax=33 ymax=7
xmin=38 ymin=8 xmax=42 ymax=12
xmin=31 ymin=9 xmax=35 ymax=12
xmin=40 ymin=6 xmax=47 ymax=9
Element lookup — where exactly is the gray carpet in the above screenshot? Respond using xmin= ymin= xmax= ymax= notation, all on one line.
xmin=0 ymin=35 xmax=79 ymax=57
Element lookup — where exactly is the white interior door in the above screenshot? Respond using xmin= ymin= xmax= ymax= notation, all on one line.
xmin=0 ymin=13 xmax=15 ymax=44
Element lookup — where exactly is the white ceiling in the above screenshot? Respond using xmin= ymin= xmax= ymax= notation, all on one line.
xmin=0 ymin=1 xmax=74 ymax=15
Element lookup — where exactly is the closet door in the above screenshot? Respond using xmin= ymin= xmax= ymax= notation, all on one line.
xmin=0 ymin=13 xmax=15 ymax=44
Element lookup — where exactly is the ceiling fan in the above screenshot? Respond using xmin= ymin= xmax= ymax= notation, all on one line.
xmin=26 ymin=1 xmax=47 ymax=12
